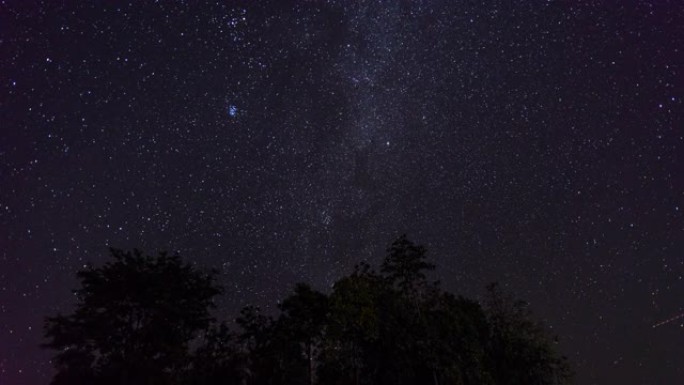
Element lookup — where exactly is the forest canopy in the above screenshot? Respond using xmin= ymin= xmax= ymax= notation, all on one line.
xmin=43 ymin=236 xmax=573 ymax=385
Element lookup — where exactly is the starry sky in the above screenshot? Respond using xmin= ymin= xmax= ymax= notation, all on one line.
xmin=1 ymin=1 xmax=682 ymax=383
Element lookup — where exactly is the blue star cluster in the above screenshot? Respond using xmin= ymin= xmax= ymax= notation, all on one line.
xmin=0 ymin=1 xmax=682 ymax=383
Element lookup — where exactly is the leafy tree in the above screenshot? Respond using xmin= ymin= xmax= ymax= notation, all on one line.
xmin=43 ymin=248 xmax=221 ymax=385
xmin=186 ymin=322 xmax=242 ymax=385
xmin=421 ymin=292 xmax=491 ymax=385
xmin=379 ymin=236 xmax=438 ymax=385
xmin=483 ymin=282 xmax=573 ymax=385
xmin=234 ymin=305 xmax=275 ymax=385
xmin=277 ymin=283 xmax=329 ymax=385
xmin=233 ymin=285 xmax=329 ymax=385
xmin=381 ymin=234 xmax=435 ymax=297
xmin=319 ymin=263 xmax=384 ymax=385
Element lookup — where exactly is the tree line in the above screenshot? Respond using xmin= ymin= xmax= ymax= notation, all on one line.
xmin=44 ymin=235 xmax=573 ymax=384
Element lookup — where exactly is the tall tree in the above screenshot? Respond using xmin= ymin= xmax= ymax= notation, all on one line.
xmin=187 ymin=322 xmax=242 ymax=385
xmin=421 ymin=292 xmax=491 ymax=385
xmin=483 ymin=283 xmax=573 ymax=385
xmin=379 ymin=236 xmax=438 ymax=385
xmin=43 ymin=248 xmax=221 ymax=385
xmin=319 ymin=263 xmax=384 ymax=385
xmin=381 ymin=235 xmax=435 ymax=297
xmin=234 ymin=305 xmax=278 ymax=385
xmin=277 ymin=283 xmax=329 ymax=385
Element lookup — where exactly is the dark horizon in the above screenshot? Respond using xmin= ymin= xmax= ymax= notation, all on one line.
xmin=1 ymin=1 xmax=682 ymax=384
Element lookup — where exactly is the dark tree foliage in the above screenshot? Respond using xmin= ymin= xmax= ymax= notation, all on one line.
xmin=43 ymin=248 xmax=221 ymax=385
xmin=318 ymin=263 xmax=385 ymax=385
xmin=483 ymin=283 xmax=574 ymax=385
xmin=381 ymin=234 xmax=435 ymax=295
xmin=277 ymin=283 xmax=329 ymax=385
xmin=44 ymin=238 xmax=573 ymax=385
xmin=187 ymin=322 xmax=243 ymax=385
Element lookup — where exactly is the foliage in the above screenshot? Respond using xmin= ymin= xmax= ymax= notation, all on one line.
xmin=44 ymin=248 xmax=221 ymax=385
xmin=483 ymin=283 xmax=573 ymax=385
xmin=44 ymin=238 xmax=573 ymax=385
xmin=381 ymin=234 xmax=435 ymax=295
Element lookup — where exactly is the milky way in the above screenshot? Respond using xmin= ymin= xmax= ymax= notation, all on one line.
xmin=1 ymin=1 xmax=682 ymax=383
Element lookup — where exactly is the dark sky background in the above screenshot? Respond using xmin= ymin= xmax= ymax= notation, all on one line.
xmin=1 ymin=1 xmax=682 ymax=384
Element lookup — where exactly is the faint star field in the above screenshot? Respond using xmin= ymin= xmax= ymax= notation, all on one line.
xmin=0 ymin=1 xmax=682 ymax=384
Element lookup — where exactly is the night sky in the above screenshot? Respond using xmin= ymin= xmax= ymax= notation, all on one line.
xmin=1 ymin=1 xmax=682 ymax=383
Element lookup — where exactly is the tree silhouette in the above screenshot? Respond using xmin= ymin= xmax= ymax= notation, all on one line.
xmin=381 ymin=234 xmax=435 ymax=296
xmin=43 ymin=248 xmax=221 ymax=385
xmin=44 ymin=238 xmax=573 ymax=385
xmin=187 ymin=322 xmax=242 ymax=385
xmin=319 ymin=263 xmax=384 ymax=385
xmin=277 ymin=283 xmax=329 ymax=385
xmin=483 ymin=282 xmax=573 ymax=385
